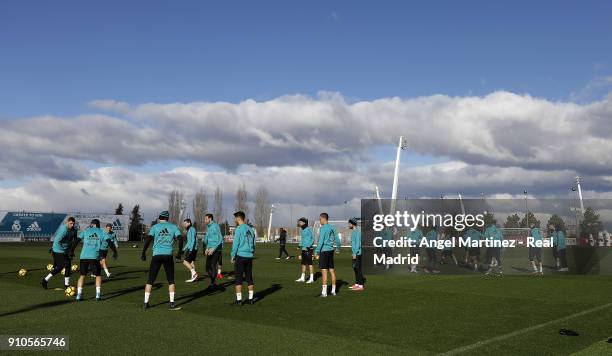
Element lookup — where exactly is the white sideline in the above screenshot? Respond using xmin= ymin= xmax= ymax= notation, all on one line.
xmin=439 ymin=302 xmax=612 ymax=355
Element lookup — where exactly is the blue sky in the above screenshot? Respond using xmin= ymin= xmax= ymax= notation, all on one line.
xmin=1 ymin=1 xmax=612 ymax=221
xmin=1 ymin=0 xmax=611 ymax=118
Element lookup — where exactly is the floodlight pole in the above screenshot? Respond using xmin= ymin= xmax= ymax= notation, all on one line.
xmin=458 ymin=194 xmax=465 ymax=215
xmin=390 ymin=136 xmax=406 ymax=215
xmin=375 ymin=186 xmax=384 ymax=215
xmin=575 ymin=176 xmax=584 ymax=214
xmin=267 ymin=204 xmax=274 ymax=242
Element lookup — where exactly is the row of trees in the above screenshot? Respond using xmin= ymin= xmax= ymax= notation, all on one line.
xmin=503 ymin=207 xmax=602 ymax=235
xmin=114 ymin=184 xmax=272 ymax=240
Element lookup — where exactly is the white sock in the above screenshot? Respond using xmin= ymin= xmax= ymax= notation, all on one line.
xmin=331 ymin=284 xmax=336 ymax=294
xmin=539 ymin=263 xmax=543 ymax=273
xmin=217 ymin=268 xmax=222 ymax=274
xmin=77 ymin=287 xmax=83 ymax=296
xmin=45 ymin=273 xmax=53 ymax=281
xmin=321 ymin=285 xmax=327 ymax=296
xmin=236 ymin=292 xmax=242 ymax=301
xmin=300 ymin=273 xmax=305 ymax=279
xmin=169 ymin=292 xmax=175 ymax=303
xmin=104 ymin=268 xmax=110 ymax=276
xmin=64 ymin=277 xmax=70 ymax=285
xmin=96 ymin=286 xmax=101 ymax=296
xmin=191 ymin=269 xmax=196 ymax=276
xmin=248 ymin=290 xmax=254 ymax=299
xmin=144 ymin=292 xmax=150 ymax=303
xmin=309 ymin=273 xmax=314 ymax=280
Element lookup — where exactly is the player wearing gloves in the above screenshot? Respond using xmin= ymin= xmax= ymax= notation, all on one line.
xmin=182 ymin=219 xmax=198 ymax=283
xmin=295 ymin=217 xmax=315 ymax=283
xmin=204 ymin=214 xmax=224 ymax=290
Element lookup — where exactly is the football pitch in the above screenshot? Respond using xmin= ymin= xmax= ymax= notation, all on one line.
xmin=1 ymin=243 xmax=611 ymax=355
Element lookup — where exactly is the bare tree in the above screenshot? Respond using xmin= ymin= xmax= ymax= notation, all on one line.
xmin=254 ymin=186 xmax=271 ymax=237
xmin=214 ymin=187 xmax=223 ymax=222
xmin=235 ymin=184 xmax=249 ymax=218
xmin=168 ymin=189 xmax=185 ymax=225
xmin=193 ymin=187 xmax=208 ymax=231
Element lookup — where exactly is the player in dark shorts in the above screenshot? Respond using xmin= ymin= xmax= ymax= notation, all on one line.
xmin=100 ymin=223 xmax=118 ymax=278
xmin=182 ymin=219 xmax=199 ymax=283
xmin=204 ymin=214 xmax=224 ymax=290
xmin=528 ymin=223 xmax=543 ymax=275
xmin=141 ymin=211 xmax=182 ymax=310
xmin=314 ymin=213 xmax=341 ymax=297
xmin=295 ymin=217 xmax=315 ymax=283
xmin=230 ymin=211 xmax=256 ymax=305
xmin=72 ymin=219 xmax=117 ymax=301
xmin=42 ymin=216 xmax=77 ymax=290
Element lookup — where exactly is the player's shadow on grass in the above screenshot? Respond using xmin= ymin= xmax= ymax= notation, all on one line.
xmin=254 ymin=283 xmax=282 ymax=302
xmin=334 ymin=280 xmax=349 ymax=294
xmin=104 ymin=283 xmax=163 ymax=301
xmin=0 ymin=300 xmax=72 ymax=317
xmin=313 ymin=272 xmax=322 ymax=281
xmin=510 ymin=266 xmax=533 ymax=273
xmin=174 ymin=281 xmax=235 ymax=306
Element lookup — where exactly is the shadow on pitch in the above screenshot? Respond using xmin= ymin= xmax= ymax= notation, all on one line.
xmin=0 ymin=300 xmax=72 ymax=317
xmin=254 ymin=283 xmax=282 ymax=302
xmin=173 ymin=281 xmax=235 ymax=306
xmin=103 ymin=283 xmax=162 ymax=301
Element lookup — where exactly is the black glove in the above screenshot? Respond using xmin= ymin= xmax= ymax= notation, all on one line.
xmin=140 ymin=253 xmax=146 ymax=261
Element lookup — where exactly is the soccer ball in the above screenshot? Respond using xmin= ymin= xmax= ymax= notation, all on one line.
xmin=46 ymin=263 xmax=53 ymax=271
xmin=18 ymin=268 xmax=27 ymax=277
xmin=64 ymin=286 xmax=76 ymax=297
xmin=71 ymin=264 xmax=78 ymax=272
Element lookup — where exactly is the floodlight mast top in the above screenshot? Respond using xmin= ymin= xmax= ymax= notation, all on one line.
xmin=390 ymin=136 xmax=406 ymax=215
xmin=575 ymin=176 xmax=585 ymax=214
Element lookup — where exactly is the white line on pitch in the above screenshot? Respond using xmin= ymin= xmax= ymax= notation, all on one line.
xmin=439 ymin=302 xmax=612 ymax=355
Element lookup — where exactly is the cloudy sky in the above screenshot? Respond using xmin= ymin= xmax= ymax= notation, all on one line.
xmin=1 ymin=1 xmax=612 ymax=224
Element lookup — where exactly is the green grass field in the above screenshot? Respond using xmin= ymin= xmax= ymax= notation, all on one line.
xmin=1 ymin=243 xmax=611 ymax=355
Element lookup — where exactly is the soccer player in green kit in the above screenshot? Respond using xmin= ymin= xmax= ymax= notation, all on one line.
xmin=464 ymin=226 xmax=483 ymax=272
xmin=100 ymin=223 xmax=118 ymax=278
xmin=182 ymin=218 xmax=198 ymax=283
xmin=484 ymin=220 xmax=503 ymax=275
xmin=348 ymin=218 xmax=364 ymax=291
xmin=42 ymin=216 xmax=77 ymax=290
xmin=528 ymin=222 xmax=543 ymax=275
xmin=425 ymin=226 xmax=440 ymax=273
xmin=231 ymin=211 xmax=256 ymax=305
xmin=295 ymin=217 xmax=315 ymax=283
xmin=141 ymin=211 xmax=182 ymax=310
xmin=408 ymin=225 xmax=422 ymax=273
xmin=550 ymin=223 xmax=568 ymax=271
xmin=204 ymin=213 xmax=224 ymax=290
xmin=314 ymin=212 xmax=341 ymax=297
xmin=71 ymin=219 xmax=117 ymax=301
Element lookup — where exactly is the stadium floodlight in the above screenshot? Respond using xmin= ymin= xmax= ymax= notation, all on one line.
xmin=267 ymin=204 xmax=274 ymax=242
xmin=458 ymin=194 xmax=466 ymax=215
xmin=575 ymin=176 xmax=585 ymax=214
xmin=390 ymin=136 xmax=406 ymax=215
xmin=374 ymin=186 xmax=384 ymax=215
